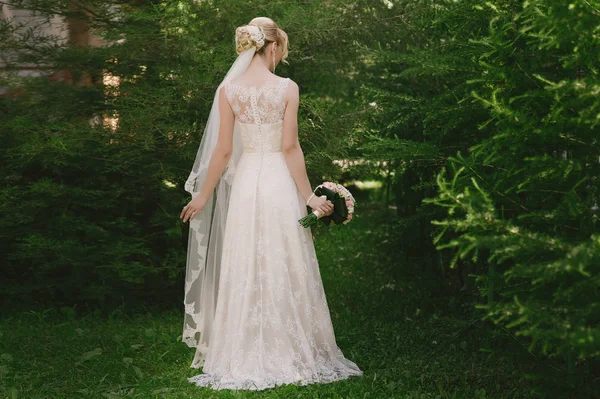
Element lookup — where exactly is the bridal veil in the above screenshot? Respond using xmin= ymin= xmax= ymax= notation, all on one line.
xmin=182 ymin=46 xmax=255 ymax=368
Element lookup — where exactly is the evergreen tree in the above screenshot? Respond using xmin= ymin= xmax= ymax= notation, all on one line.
xmin=428 ymin=0 xmax=600 ymax=364
xmin=0 ymin=0 xmax=371 ymax=309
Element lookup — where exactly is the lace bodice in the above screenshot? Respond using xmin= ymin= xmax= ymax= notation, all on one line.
xmin=225 ymin=78 xmax=290 ymax=125
xmin=224 ymin=77 xmax=291 ymax=154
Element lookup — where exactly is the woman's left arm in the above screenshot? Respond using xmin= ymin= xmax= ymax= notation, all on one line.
xmin=180 ymin=86 xmax=235 ymax=223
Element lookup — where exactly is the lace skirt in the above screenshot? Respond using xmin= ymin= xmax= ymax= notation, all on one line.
xmin=187 ymin=152 xmax=363 ymax=390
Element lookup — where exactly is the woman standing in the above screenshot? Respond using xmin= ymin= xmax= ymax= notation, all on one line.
xmin=180 ymin=17 xmax=363 ymax=390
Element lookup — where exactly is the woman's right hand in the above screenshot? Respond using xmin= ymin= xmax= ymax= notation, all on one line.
xmin=180 ymin=194 xmax=209 ymax=223
xmin=307 ymin=195 xmax=334 ymax=216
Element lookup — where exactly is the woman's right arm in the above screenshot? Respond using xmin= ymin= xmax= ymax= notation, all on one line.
xmin=281 ymin=80 xmax=333 ymax=215
xmin=180 ymin=86 xmax=234 ymax=223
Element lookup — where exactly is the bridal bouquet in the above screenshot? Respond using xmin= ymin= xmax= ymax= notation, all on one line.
xmin=298 ymin=182 xmax=356 ymax=228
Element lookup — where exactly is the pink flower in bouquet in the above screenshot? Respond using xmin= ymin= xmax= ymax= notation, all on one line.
xmin=321 ymin=181 xmax=337 ymax=190
xmin=342 ymin=212 xmax=353 ymax=225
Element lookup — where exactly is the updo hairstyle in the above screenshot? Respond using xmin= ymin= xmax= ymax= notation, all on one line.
xmin=235 ymin=17 xmax=289 ymax=64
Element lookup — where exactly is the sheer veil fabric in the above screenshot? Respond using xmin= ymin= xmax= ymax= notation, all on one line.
xmin=182 ymin=48 xmax=256 ymax=367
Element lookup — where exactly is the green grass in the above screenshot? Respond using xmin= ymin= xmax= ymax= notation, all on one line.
xmin=0 ymin=202 xmax=575 ymax=399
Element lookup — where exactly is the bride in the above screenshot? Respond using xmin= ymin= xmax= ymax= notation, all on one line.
xmin=179 ymin=17 xmax=363 ymax=391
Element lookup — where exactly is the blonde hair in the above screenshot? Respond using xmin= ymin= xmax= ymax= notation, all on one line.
xmin=235 ymin=17 xmax=289 ymax=64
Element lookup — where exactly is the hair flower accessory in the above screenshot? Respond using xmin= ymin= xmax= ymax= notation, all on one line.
xmin=246 ymin=25 xmax=265 ymax=49
xmin=235 ymin=24 xmax=266 ymax=54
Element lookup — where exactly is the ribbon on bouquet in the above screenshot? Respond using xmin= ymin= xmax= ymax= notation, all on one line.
xmin=299 ymin=186 xmax=349 ymax=227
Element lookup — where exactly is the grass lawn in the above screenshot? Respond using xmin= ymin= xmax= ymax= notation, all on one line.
xmin=0 ymin=201 xmax=585 ymax=398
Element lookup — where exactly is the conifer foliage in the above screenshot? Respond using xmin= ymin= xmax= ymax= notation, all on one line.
xmin=429 ymin=0 xmax=600 ymax=360
xmin=358 ymin=0 xmax=600 ymax=369
xmin=0 ymin=0 xmax=365 ymax=308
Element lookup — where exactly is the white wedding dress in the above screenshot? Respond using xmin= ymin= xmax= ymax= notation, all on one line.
xmin=186 ymin=76 xmax=363 ymax=390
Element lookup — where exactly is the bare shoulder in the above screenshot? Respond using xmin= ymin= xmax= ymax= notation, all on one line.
xmin=284 ymin=78 xmax=299 ymax=101
xmin=285 ymin=77 xmax=299 ymax=91
xmin=218 ymin=85 xmax=228 ymax=101
xmin=218 ymin=85 xmax=234 ymax=111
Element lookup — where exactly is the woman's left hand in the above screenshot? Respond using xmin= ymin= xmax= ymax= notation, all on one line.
xmin=180 ymin=195 xmax=208 ymax=223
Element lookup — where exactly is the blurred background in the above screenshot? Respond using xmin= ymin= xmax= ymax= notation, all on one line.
xmin=1 ymin=1 xmax=599 ymax=398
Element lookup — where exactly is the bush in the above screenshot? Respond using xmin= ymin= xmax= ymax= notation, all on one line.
xmin=428 ymin=0 xmax=600 ymax=361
